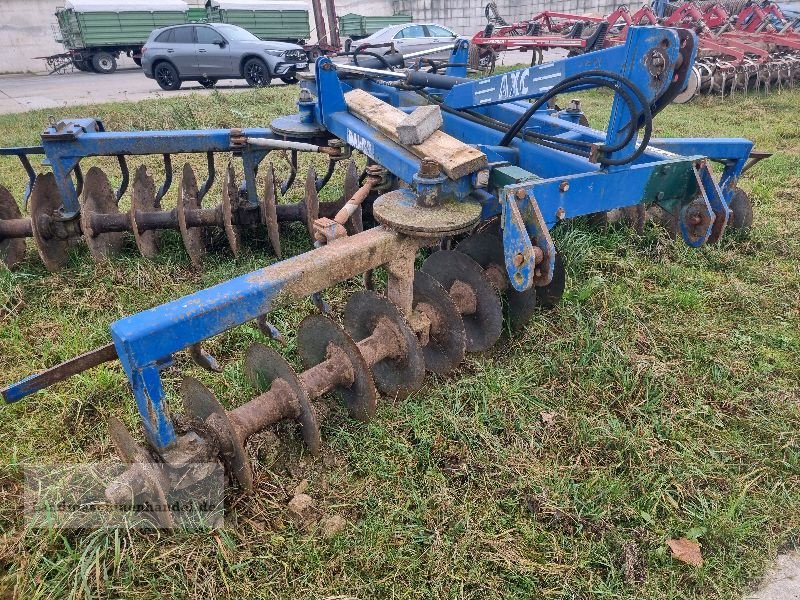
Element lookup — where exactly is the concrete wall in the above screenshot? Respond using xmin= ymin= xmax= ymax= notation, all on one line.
xmin=1 ymin=0 xmax=65 ymax=74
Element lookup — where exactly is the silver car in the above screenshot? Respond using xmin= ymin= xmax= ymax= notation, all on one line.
xmin=351 ymin=23 xmax=463 ymax=58
xmin=141 ymin=23 xmax=308 ymax=90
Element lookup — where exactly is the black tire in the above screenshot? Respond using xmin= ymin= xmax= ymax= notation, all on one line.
xmin=279 ymin=76 xmax=298 ymax=85
xmin=91 ymin=52 xmax=117 ymax=74
xmin=133 ymin=56 xmax=142 ymax=67
xmin=243 ymin=57 xmax=271 ymax=87
xmin=727 ymin=188 xmax=754 ymax=232
xmin=154 ymin=61 xmax=181 ymax=90
xmin=198 ymin=77 xmax=218 ymax=88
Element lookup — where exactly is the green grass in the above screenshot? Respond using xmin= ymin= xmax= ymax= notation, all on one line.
xmin=0 ymin=85 xmax=799 ymax=599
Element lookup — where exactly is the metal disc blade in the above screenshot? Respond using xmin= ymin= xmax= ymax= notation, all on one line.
xmin=177 ymin=163 xmax=206 ymax=268
xmin=421 ymin=250 xmax=502 ymax=352
xmin=413 ymin=270 xmax=466 ymax=375
xmin=297 ymin=313 xmax=377 ymax=422
xmin=30 ymin=173 xmax=70 ymax=272
xmin=80 ymin=166 xmax=125 ymax=262
xmin=261 ymin=163 xmax=281 ymax=258
xmin=130 ymin=166 xmax=161 ymax=259
xmin=0 ymin=186 xmax=27 ymax=269
xmin=343 ymin=290 xmax=425 ymax=399
xmin=221 ymin=162 xmax=241 ymax=257
xmin=244 ymin=344 xmax=320 ymax=455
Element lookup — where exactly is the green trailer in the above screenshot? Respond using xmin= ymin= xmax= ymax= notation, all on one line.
xmin=205 ymin=0 xmax=311 ymax=44
xmin=337 ymin=13 xmax=413 ymax=40
xmin=52 ymin=0 xmax=190 ymax=73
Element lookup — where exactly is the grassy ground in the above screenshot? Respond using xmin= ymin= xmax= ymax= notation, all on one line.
xmin=0 ymin=84 xmax=798 ymax=599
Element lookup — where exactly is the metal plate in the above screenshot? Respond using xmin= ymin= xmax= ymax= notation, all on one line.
xmin=80 ymin=166 xmax=125 ymax=262
xmin=413 ymin=270 xmax=466 ymax=375
xmin=373 ymin=189 xmax=482 ymax=237
xmin=343 ymin=291 xmax=425 ymax=399
xmin=270 ymin=114 xmax=328 ymax=139
xmin=456 ymin=231 xmax=538 ymax=330
xmin=181 ymin=376 xmax=253 ymax=490
xmin=673 ymin=66 xmax=701 ymax=104
xmin=303 ymin=167 xmax=320 ymax=236
xmin=260 ymin=163 xmax=281 ymax=258
xmin=29 ymin=172 xmax=70 ymax=272
xmin=244 ymin=343 xmax=321 ymax=455
xmin=130 ymin=166 xmax=160 ymax=259
xmin=177 ymin=164 xmax=205 ymax=268
xmin=421 ymin=250 xmax=502 ymax=352
xmin=0 ymin=186 xmax=26 ymax=269
xmin=297 ymin=313 xmax=377 ymax=422
xmin=221 ymin=162 xmax=241 ymax=257
xmin=107 ymin=416 xmax=175 ymax=528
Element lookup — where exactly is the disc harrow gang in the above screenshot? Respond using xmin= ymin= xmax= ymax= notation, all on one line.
xmin=0 ymin=29 xmax=768 ymax=527
xmin=0 ymin=147 xmax=379 ymax=271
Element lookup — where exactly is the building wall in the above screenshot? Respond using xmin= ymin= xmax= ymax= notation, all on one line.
xmin=1 ymin=0 xmax=66 ymax=73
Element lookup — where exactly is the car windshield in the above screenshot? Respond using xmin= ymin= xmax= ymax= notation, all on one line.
xmin=215 ymin=25 xmax=259 ymax=42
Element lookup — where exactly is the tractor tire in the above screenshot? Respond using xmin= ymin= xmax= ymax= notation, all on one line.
xmin=91 ymin=52 xmax=117 ymax=74
xmin=154 ymin=62 xmax=182 ymax=90
xmin=243 ymin=57 xmax=271 ymax=87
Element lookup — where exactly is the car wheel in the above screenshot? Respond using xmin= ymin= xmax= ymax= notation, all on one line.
xmin=91 ymin=52 xmax=117 ymax=74
xmin=154 ymin=62 xmax=182 ymax=90
xmin=279 ymin=76 xmax=298 ymax=85
xmin=198 ymin=77 xmax=218 ymax=89
xmin=243 ymin=58 xmax=271 ymax=87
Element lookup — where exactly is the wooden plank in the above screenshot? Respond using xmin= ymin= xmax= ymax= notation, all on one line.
xmin=344 ymin=89 xmax=487 ymax=180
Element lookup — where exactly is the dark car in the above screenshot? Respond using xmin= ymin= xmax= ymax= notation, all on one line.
xmin=141 ymin=23 xmax=308 ymax=90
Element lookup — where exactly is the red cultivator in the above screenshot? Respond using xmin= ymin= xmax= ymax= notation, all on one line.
xmin=471 ymin=1 xmax=800 ymax=100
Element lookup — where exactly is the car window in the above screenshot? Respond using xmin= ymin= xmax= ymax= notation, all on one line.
xmin=215 ymin=24 xmax=259 ymax=42
xmin=155 ymin=29 xmax=174 ymax=43
xmin=425 ymin=25 xmax=456 ymax=38
xmin=171 ymin=26 xmax=195 ymax=44
xmin=196 ymin=26 xmax=225 ymax=45
xmin=394 ymin=25 xmax=426 ymax=39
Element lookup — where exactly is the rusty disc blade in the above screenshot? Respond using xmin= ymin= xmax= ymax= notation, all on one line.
xmin=0 ymin=186 xmax=27 ymax=269
xmin=130 ymin=166 xmax=161 ymax=259
xmin=343 ymin=291 xmax=425 ymax=400
xmin=303 ymin=166 xmax=319 ymax=237
xmin=297 ymin=313 xmax=377 ymax=422
xmin=29 ymin=172 xmax=70 ymax=272
xmin=455 ymin=231 xmax=538 ymax=329
xmin=177 ymin=164 xmax=206 ymax=268
xmin=244 ymin=344 xmax=321 ymax=455
xmin=181 ymin=376 xmax=253 ymax=490
xmin=221 ymin=162 xmax=241 ymax=257
xmin=421 ymin=250 xmax=502 ymax=352
xmin=260 ymin=163 xmax=281 ymax=258
xmin=80 ymin=166 xmax=125 ymax=262
xmin=413 ymin=270 xmax=466 ymax=375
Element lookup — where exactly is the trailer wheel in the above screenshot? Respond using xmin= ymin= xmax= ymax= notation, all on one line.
xmin=92 ymin=52 xmax=117 ymax=74
xmin=154 ymin=62 xmax=182 ymax=90
xmin=133 ymin=56 xmax=142 ymax=67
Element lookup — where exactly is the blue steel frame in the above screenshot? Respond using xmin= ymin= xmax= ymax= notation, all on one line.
xmin=2 ymin=27 xmax=757 ymax=451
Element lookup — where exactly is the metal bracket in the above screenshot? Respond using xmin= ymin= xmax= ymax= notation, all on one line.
xmin=501 ymin=188 xmax=555 ymax=291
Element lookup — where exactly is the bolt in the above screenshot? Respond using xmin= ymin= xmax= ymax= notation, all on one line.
xmin=419 ymin=158 xmax=441 ymax=178
xmin=556 ymin=207 xmax=566 ymax=221
xmin=567 ymin=98 xmax=581 ymax=111
xmin=512 ymin=252 xmax=526 ymax=268
xmin=515 ymin=188 xmax=527 ymax=200
xmin=559 ymin=181 xmax=570 ymax=193
xmin=298 ymin=88 xmax=313 ymax=102
xmin=475 ymin=169 xmax=490 ymax=188
xmin=329 ymin=139 xmax=345 ymax=149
